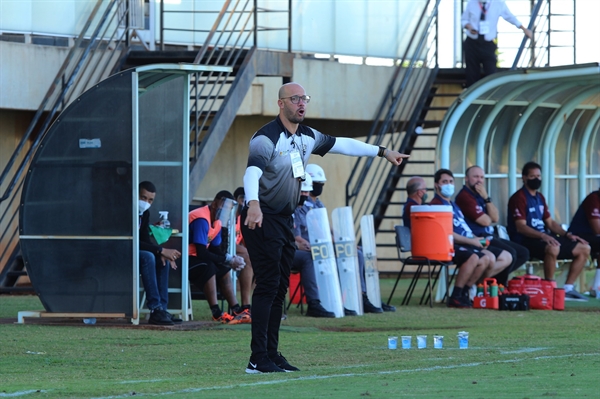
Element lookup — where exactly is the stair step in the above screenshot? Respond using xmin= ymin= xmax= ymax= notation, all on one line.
xmin=431 ymin=93 xmax=460 ymax=97
xmin=423 ymin=106 xmax=450 ymax=111
xmin=189 ymin=96 xmax=227 ymax=101
xmin=7 ymin=271 xmax=27 ymax=277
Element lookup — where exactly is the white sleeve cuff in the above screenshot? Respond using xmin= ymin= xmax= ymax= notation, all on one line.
xmin=243 ymin=166 xmax=263 ymax=204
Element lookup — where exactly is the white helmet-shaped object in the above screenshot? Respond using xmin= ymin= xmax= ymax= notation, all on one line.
xmin=301 ymin=173 xmax=313 ymax=192
xmin=305 ymin=164 xmax=326 ymax=183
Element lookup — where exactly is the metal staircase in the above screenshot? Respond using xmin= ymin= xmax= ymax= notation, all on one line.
xmin=0 ymin=0 xmax=292 ymax=292
xmin=345 ymin=0 xmax=442 ymax=268
xmin=350 ymin=0 xmax=574 ymax=272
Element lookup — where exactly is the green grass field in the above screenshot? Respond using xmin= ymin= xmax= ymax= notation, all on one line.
xmin=1 ymin=278 xmax=599 ymax=399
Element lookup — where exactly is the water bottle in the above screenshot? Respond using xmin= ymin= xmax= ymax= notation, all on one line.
xmin=159 ymin=211 xmax=170 ymax=229
xmin=476 ymin=284 xmax=484 ymax=297
xmin=490 ymin=280 xmax=499 ymax=297
xmin=83 ymin=318 xmax=96 ymax=325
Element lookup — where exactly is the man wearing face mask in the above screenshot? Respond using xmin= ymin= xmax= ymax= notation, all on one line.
xmin=188 ymin=190 xmax=251 ymax=323
xmin=402 ymin=176 xmax=428 ymax=228
xmin=507 ymin=162 xmax=591 ymax=301
xmin=138 ymin=181 xmax=182 ymax=325
xmin=461 ymin=0 xmax=532 ymax=87
xmin=291 ymin=173 xmax=336 ymax=318
xmin=430 ymin=169 xmax=503 ymax=308
xmin=456 ymin=166 xmax=528 ymax=286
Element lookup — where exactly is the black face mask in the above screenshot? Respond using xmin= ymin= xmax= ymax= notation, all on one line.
xmin=311 ymin=183 xmax=324 ymax=197
xmin=298 ymin=195 xmax=308 ymax=206
xmin=526 ymin=178 xmax=542 ymax=190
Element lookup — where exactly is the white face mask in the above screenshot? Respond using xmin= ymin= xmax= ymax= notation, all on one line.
xmin=440 ymin=184 xmax=455 ymax=198
xmin=138 ymin=200 xmax=151 ymax=215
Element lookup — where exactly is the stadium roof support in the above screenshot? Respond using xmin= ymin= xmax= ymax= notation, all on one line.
xmin=437 ymin=63 xmax=600 ymax=224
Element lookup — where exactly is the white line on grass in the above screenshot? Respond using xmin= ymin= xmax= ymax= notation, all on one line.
xmin=500 ymin=347 xmax=549 ymax=354
xmin=87 ymin=352 xmax=598 ymax=399
xmin=7 ymin=352 xmax=596 ymax=399
xmin=0 ymin=390 xmax=47 ymax=397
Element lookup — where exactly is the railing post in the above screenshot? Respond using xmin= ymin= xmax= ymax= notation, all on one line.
xmin=254 ymin=0 xmax=258 ymax=48
xmin=160 ymin=0 xmax=164 ymax=51
xmin=288 ymin=0 xmax=292 ymax=52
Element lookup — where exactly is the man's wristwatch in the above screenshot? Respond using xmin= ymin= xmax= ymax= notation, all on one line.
xmin=484 ymin=197 xmax=492 ymax=203
xmin=377 ymin=146 xmax=386 ymax=157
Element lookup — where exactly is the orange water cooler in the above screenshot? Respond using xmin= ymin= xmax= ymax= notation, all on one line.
xmin=410 ymin=205 xmax=454 ymax=261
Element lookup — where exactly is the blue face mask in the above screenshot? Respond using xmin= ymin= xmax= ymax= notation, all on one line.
xmin=440 ymin=184 xmax=455 ymax=198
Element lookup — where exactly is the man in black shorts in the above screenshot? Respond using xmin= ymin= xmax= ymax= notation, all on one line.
xmin=430 ymin=169 xmax=507 ymax=308
xmin=507 ymin=162 xmax=591 ymax=301
xmin=242 ymin=82 xmax=409 ymax=373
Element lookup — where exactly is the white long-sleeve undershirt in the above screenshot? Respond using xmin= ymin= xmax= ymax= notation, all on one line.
xmin=329 ymin=137 xmax=379 ymax=157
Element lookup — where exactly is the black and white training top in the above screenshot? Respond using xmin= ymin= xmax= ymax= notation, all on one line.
xmin=246 ymin=116 xmax=335 ymax=217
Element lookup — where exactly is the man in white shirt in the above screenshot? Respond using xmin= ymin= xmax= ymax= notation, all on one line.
xmin=461 ymin=0 xmax=532 ymax=87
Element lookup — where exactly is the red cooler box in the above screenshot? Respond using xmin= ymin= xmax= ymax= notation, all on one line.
xmin=410 ymin=205 xmax=454 ymax=261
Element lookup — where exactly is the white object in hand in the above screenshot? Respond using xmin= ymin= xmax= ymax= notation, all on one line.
xmin=231 ymin=255 xmax=246 ymax=271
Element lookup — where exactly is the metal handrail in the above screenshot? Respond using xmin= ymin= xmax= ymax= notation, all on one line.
xmin=511 ymin=0 xmax=548 ymax=69
xmin=160 ymin=0 xmax=291 ymax=164
xmin=345 ymin=0 xmax=441 ymax=229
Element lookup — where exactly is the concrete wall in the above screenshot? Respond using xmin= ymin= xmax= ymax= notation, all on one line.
xmin=0 ymin=41 xmax=68 ymax=110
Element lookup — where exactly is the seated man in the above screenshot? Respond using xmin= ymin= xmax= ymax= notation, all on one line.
xmin=188 ymin=190 xmax=250 ymax=323
xmin=568 ymin=188 xmax=600 ymax=297
xmin=455 ymin=165 xmax=529 ymax=286
xmin=139 ymin=181 xmax=182 ymax=325
xmin=430 ymin=169 xmax=504 ymax=308
xmin=292 ymin=174 xmax=336 ymax=318
xmin=507 ymin=162 xmax=591 ymax=301
xmin=402 ymin=176 xmax=428 ymax=229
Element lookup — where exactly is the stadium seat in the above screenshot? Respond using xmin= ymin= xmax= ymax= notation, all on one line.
xmin=388 ymin=225 xmax=450 ymax=308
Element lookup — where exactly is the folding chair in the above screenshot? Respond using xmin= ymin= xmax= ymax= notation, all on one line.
xmin=286 ymin=271 xmax=306 ymax=314
xmin=387 ymin=225 xmax=449 ymax=307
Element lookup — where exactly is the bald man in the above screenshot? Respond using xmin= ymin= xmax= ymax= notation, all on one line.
xmin=242 ymin=82 xmax=409 ymax=373
xmin=402 ymin=176 xmax=428 ymax=228
xmin=455 ymin=165 xmax=529 ymax=285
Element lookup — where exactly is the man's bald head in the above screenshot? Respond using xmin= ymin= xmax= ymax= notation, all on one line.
xmin=406 ymin=176 xmax=426 ymax=195
xmin=278 ymin=82 xmax=305 ymax=99
xmin=465 ymin=165 xmax=484 ymax=178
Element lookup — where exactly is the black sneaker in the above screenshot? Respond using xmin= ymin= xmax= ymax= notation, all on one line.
xmin=363 ymin=297 xmax=383 ymax=313
xmin=344 ymin=308 xmax=358 ymax=316
xmin=149 ymin=309 xmax=174 ymax=325
xmin=270 ymin=352 xmax=300 ymax=372
xmin=166 ymin=312 xmax=183 ymax=324
xmin=306 ymin=300 xmax=335 ymax=318
xmin=447 ymin=296 xmax=472 ymax=309
xmin=381 ymin=302 xmax=396 ymax=312
xmin=245 ymin=356 xmax=286 ymax=374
